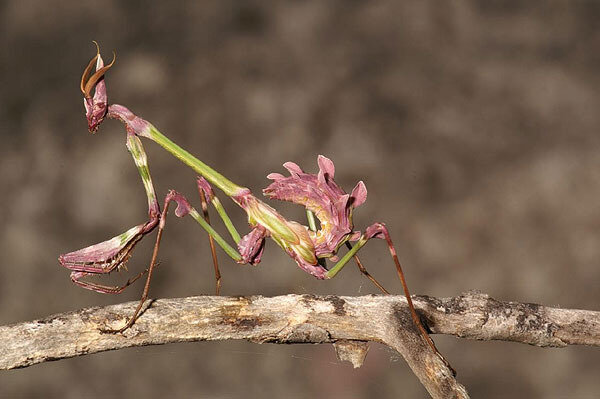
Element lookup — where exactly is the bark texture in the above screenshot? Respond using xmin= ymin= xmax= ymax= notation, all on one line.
xmin=2 ymin=291 xmax=599 ymax=398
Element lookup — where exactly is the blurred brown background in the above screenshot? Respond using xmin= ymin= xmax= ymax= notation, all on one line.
xmin=1 ymin=1 xmax=600 ymax=397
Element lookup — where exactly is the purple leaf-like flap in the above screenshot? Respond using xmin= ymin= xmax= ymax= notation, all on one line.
xmin=165 ymin=190 xmax=192 ymax=218
xmin=264 ymin=155 xmax=365 ymax=259
xmin=238 ymin=225 xmax=268 ymax=265
xmin=350 ymin=181 xmax=367 ymax=208
xmin=365 ymin=222 xmax=386 ymax=240
xmin=196 ymin=176 xmax=215 ymax=201
xmin=284 ymin=246 xmax=328 ymax=279
xmin=283 ymin=161 xmax=303 ymax=176
xmin=348 ymin=231 xmax=362 ymax=241
xmin=317 ymin=155 xmax=335 ymax=182
xmin=266 ymin=172 xmax=286 ymax=181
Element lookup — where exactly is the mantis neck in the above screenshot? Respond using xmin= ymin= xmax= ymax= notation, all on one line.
xmin=147 ymin=125 xmax=247 ymax=197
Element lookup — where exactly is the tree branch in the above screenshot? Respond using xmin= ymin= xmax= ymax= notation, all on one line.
xmin=2 ymin=291 xmax=599 ymax=397
xmin=417 ymin=291 xmax=600 ymax=347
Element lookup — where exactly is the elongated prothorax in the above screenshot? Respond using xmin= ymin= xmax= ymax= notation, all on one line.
xmin=144 ymin=125 xmax=247 ymax=198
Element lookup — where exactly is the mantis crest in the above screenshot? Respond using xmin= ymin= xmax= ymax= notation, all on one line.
xmin=59 ymin=43 xmax=450 ymax=370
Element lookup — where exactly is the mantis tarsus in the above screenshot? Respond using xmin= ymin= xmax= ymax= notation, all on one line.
xmin=59 ymin=43 xmax=451 ymax=371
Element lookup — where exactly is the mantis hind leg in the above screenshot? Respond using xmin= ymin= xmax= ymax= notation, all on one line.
xmin=326 ymin=223 xmax=454 ymax=375
xmin=343 ymin=242 xmax=390 ymax=294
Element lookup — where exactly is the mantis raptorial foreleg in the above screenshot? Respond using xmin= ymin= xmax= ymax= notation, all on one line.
xmin=59 ymin=134 xmax=160 ymax=293
xmin=66 ymin=132 xmax=245 ymax=328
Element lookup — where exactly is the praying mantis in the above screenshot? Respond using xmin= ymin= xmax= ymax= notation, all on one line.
xmin=59 ymin=43 xmax=450 ymax=370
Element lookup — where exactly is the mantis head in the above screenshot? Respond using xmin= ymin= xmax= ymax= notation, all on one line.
xmin=80 ymin=42 xmax=115 ymax=133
